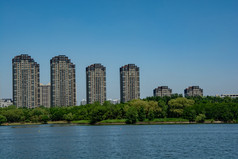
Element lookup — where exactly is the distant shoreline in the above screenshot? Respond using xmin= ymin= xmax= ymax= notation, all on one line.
xmin=2 ymin=120 xmax=235 ymax=126
xmin=95 ymin=121 xmax=226 ymax=125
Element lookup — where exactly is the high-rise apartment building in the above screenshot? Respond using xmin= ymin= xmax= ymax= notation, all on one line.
xmin=153 ymin=86 xmax=172 ymax=97
xmin=12 ymin=54 xmax=40 ymax=108
xmin=39 ymin=83 xmax=51 ymax=108
xmin=184 ymin=86 xmax=203 ymax=97
xmin=86 ymin=64 xmax=106 ymax=104
xmin=120 ymin=64 xmax=140 ymax=103
xmin=50 ymin=55 xmax=76 ymax=107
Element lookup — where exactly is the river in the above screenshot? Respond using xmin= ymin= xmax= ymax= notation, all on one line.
xmin=0 ymin=124 xmax=238 ymax=159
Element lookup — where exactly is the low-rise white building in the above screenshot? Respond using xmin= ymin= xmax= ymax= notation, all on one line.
xmin=80 ymin=99 xmax=87 ymax=105
xmin=220 ymin=94 xmax=238 ymax=98
xmin=108 ymin=99 xmax=120 ymax=105
xmin=0 ymin=99 xmax=13 ymax=108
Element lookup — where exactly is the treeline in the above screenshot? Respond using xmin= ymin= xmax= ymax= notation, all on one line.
xmin=0 ymin=95 xmax=238 ymax=125
xmin=145 ymin=95 xmax=238 ymax=122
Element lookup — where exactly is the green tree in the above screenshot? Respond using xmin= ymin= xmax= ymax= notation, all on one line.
xmin=41 ymin=115 xmax=49 ymax=124
xmin=31 ymin=115 xmax=39 ymax=123
xmin=129 ymin=99 xmax=162 ymax=119
xmin=148 ymin=109 xmax=155 ymax=121
xmin=63 ymin=113 xmax=74 ymax=123
xmin=138 ymin=107 xmax=146 ymax=121
xmin=158 ymin=100 xmax=168 ymax=118
xmin=89 ymin=106 xmax=106 ymax=124
xmin=125 ymin=107 xmax=138 ymax=124
xmin=183 ymin=107 xmax=196 ymax=122
xmin=30 ymin=107 xmax=45 ymax=116
xmin=50 ymin=107 xmax=67 ymax=121
xmin=4 ymin=109 xmax=24 ymax=122
xmin=78 ymin=107 xmax=89 ymax=120
xmin=168 ymin=97 xmax=195 ymax=118
xmin=0 ymin=115 xmax=7 ymax=125
xmin=147 ymin=101 xmax=162 ymax=118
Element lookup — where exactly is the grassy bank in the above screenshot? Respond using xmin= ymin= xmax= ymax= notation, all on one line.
xmin=2 ymin=120 xmax=69 ymax=126
xmin=71 ymin=120 xmax=90 ymax=124
xmin=150 ymin=118 xmax=189 ymax=122
xmin=2 ymin=118 xmax=233 ymax=126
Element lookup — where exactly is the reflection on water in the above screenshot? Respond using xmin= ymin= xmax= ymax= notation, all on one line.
xmin=11 ymin=124 xmax=76 ymax=129
xmin=1 ymin=124 xmax=238 ymax=159
xmin=11 ymin=125 xmax=41 ymax=129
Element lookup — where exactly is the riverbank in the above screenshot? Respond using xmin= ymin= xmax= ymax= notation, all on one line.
xmin=1 ymin=118 xmax=234 ymax=126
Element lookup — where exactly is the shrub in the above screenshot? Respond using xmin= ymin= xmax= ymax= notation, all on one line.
xmin=41 ymin=115 xmax=49 ymax=124
xmin=195 ymin=114 xmax=206 ymax=123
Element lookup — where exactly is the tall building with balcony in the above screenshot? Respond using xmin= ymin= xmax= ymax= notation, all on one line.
xmin=184 ymin=86 xmax=203 ymax=97
xmin=50 ymin=55 xmax=76 ymax=107
xmin=120 ymin=64 xmax=140 ymax=103
xmin=86 ymin=63 xmax=106 ymax=104
xmin=12 ymin=54 xmax=40 ymax=108
xmin=39 ymin=83 xmax=51 ymax=108
xmin=153 ymin=86 xmax=172 ymax=97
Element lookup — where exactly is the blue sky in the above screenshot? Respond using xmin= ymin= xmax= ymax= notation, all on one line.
xmin=0 ymin=0 xmax=238 ymax=103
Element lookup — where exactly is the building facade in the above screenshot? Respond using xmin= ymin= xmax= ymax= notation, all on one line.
xmin=153 ymin=86 xmax=172 ymax=97
xmin=12 ymin=54 xmax=40 ymax=108
xmin=0 ymin=99 xmax=13 ymax=108
xmin=220 ymin=94 xmax=238 ymax=98
xmin=108 ymin=99 xmax=120 ymax=105
xmin=184 ymin=86 xmax=203 ymax=97
xmin=50 ymin=55 xmax=76 ymax=107
xmin=80 ymin=99 xmax=87 ymax=105
xmin=86 ymin=64 xmax=106 ymax=104
xmin=120 ymin=64 xmax=140 ymax=103
xmin=39 ymin=83 xmax=51 ymax=108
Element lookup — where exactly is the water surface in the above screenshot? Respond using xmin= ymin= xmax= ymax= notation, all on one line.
xmin=0 ymin=124 xmax=238 ymax=159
